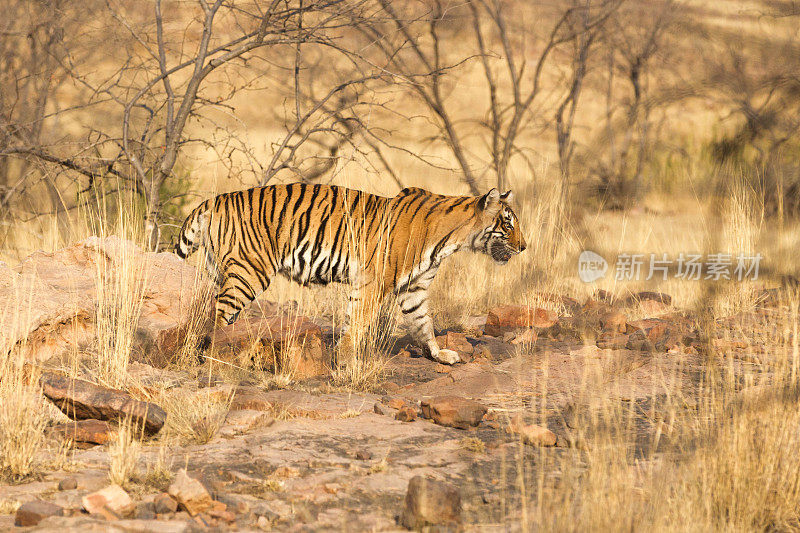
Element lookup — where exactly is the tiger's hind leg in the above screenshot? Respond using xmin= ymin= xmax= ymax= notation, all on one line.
xmin=397 ymin=286 xmax=460 ymax=365
xmin=214 ymin=261 xmax=274 ymax=327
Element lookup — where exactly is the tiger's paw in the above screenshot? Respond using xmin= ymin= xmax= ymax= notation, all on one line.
xmin=433 ymin=348 xmax=461 ymax=365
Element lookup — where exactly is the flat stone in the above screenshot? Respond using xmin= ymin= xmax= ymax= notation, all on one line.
xmin=420 ymin=396 xmax=487 ymax=429
xmin=400 ymin=476 xmax=461 ymax=529
xmin=40 ymin=373 xmax=166 ymax=435
xmin=15 ymin=500 xmax=64 ymax=526
xmin=485 ymin=305 xmax=557 ymax=336
xmin=82 ymin=484 xmax=134 ymax=519
xmin=50 ymin=419 xmax=114 ymax=446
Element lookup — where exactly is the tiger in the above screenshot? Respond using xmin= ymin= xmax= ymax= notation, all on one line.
xmin=175 ymin=183 xmax=526 ymax=365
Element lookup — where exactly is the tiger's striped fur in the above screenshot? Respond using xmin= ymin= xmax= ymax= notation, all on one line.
xmin=175 ymin=183 xmax=526 ymax=365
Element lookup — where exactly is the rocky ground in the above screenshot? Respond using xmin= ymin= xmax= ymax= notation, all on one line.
xmin=0 ymin=238 xmax=789 ymax=531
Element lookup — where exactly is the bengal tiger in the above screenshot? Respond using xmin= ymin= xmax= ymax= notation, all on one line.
xmin=175 ymin=183 xmax=526 ymax=365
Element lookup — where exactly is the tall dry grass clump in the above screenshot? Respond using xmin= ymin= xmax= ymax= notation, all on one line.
xmin=0 ymin=306 xmax=48 ymax=481
xmin=107 ymin=421 xmax=141 ymax=487
xmin=87 ymin=193 xmax=149 ymax=389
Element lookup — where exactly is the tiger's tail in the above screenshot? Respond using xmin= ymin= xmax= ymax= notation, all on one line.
xmin=174 ymin=199 xmax=212 ymax=259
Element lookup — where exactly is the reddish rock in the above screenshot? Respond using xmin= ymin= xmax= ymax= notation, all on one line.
xmin=599 ymin=310 xmax=627 ymax=334
xmin=154 ymin=493 xmax=179 ymax=514
xmin=211 ymin=314 xmax=329 ymax=379
xmin=396 ymin=406 xmax=418 ymax=422
xmin=388 ymin=398 xmax=406 ymax=410
xmin=15 ymin=500 xmax=64 ymax=526
xmin=168 ymin=469 xmax=214 ymax=516
xmin=625 ymin=317 xmax=688 ymax=352
xmin=435 ymin=331 xmax=474 ymax=356
xmin=50 ymin=419 xmax=113 ymax=446
xmin=40 ymin=373 xmax=166 ymax=435
xmin=420 ymin=396 xmax=487 ymax=429
xmin=508 ymin=415 xmax=557 ymax=447
xmin=0 ymin=236 xmax=202 ymax=366
xmin=82 ymin=484 xmax=134 ymax=519
xmin=626 ymin=318 xmax=669 ymax=342
xmin=400 ymin=476 xmax=461 ymax=529
xmin=485 ymin=305 xmax=557 ymax=336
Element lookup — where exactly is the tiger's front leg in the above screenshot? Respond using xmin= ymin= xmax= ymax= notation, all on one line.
xmin=397 ymin=288 xmax=460 ymax=365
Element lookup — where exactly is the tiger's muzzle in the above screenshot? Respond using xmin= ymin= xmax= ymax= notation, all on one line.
xmin=490 ymin=239 xmax=524 ymax=264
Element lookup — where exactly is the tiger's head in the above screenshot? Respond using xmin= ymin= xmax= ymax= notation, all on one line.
xmin=471 ymin=189 xmax=527 ymax=265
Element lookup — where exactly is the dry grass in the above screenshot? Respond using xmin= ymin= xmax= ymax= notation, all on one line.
xmin=158 ymin=388 xmax=234 ymax=445
xmin=107 ymin=422 xmax=141 ymax=487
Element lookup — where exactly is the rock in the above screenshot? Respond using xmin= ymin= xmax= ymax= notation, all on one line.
xmin=484 ymin=305 xmax=557 ymax=336
xmin=215 ymin=494 xmax=249 ymax=515
xmin=135 ymin=502 xmax=157 ymax=520
xmin=388 ymin=398 xmax=406 ymax=410
xmin=168 ymin=469 xmax=213 ymax=516
xmin=50 ymin=419 xmax=114 ymax=446
xmin=82 ymin=484 xmax=134 ymax=519
xmin=400 ymin=476 xmax=461 ymax=530
xmin=211 ymin=313 xmax=329 ymax=379
xmin=596 ymin=332 xmax=630 ymax=350
xmin=435 ymin=363 xmax=453 ymax=373
xmin=220 ymin=409 xmax=274 ymax=436
xmin=420 ymin=396 xmax=487 ymax=429
xmin=207 ymin=501 xmax=236 ymax=522
xmin=599 ymin=310 xmax=627 ymax=334
xmin=15 ymin=500 xmax=64 ymax=526
xmin=154 ymin=493 xmax=179 ymax=514
xmin=373 ymin=402 xmax=388 ymax=415
xmin=508 ymin=415 xmax=557 ymax=447
xmin=625 ymin=317 xmax=685 ymax=352
xmin=40 ymin=373 xmax=166 ymax=435
xmin=355 ymin=449 xmax=372 ymax=461
xmin=0 ymin=236 xmax=201 ymax=366
xmin=396 ymin=406 xmax=417 ymax=422
xmin=378 ymin=381 xmax=401 ymax=394
xmin=435 ymin=331 xmax=474 ymax=356
xmin=228 ymin=386 xmax=273 ymax=411
xmin=58 ymin=477 xmax=78 ymax=491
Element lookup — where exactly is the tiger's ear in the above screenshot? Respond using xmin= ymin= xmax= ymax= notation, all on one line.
xmin=477 ymin=188 xmax=501 ymax=215
xmin=500 ymin=190 xmax=514 ymax=203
